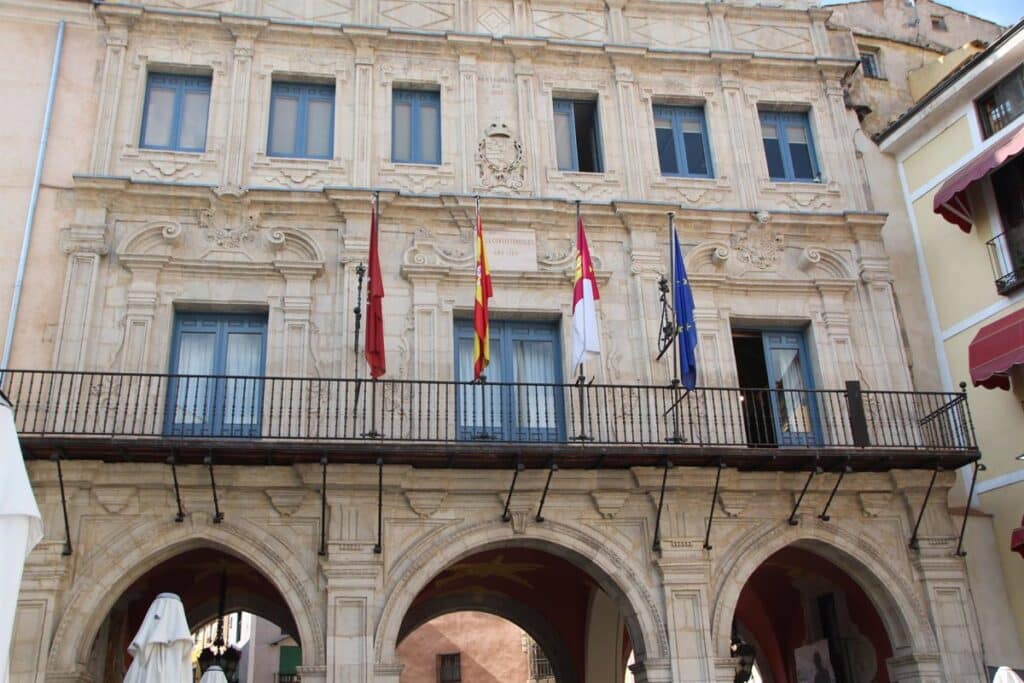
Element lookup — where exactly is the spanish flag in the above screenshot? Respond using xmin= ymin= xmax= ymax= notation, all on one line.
xmin=572 ymin=207 xmax=600 ymax=370
xmin=473 ymin=200 xmax=493 ymax=380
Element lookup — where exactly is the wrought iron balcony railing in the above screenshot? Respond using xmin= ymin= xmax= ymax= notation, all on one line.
xmin=0 ymin=370 xmax=976 ymax=459
xmin=987 ymin=228 xmax=1024 ymax=295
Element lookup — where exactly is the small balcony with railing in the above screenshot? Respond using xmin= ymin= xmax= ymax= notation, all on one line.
xmin=987 ymin=228 xmax=1024 ymax=295
xmin=0 ymin=369 xmax=979 ymax=472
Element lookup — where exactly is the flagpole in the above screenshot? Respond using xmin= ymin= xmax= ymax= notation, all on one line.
xmin=474 ymin=193 xmax=492 ymax=440
xmin=668 ymin=211 xmax=680 ymax=387
xmin=573 ymin=199 xmax=589 ymax=442
xmin=575 ymin=200 xmax=583 ymax=383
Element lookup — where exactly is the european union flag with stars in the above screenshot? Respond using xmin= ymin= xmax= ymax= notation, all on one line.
xmin=673 ymin=226 xmax=699 ymax=390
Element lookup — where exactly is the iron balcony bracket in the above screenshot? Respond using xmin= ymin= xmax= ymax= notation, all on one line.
xmin=652 ymin=458 xmax=672 ymax=553
xmin=535 ymin=461 xmax=558 ymax=523
xmin=374 ymin=457 xmax=383 ymax=554
xmin=319 ymin=454 xmax=328 ymax=557
xmin=703 ymin=458 xmax=725 ymax=551
xmin=501 ymin=460 xmax=525 ymax=523
xmin=955 ymin=460 xmax=985 ymax=557
xmin=204 ymin=452 xmax=224 ymax=524
xmin=167 ymin=452 xmax=185 ymax=523
xmin=819 ymin=459 xmax=852 ymax=522
xmin=51 ymin=449 xmax=72 ymax=556
xmin=788 ymin=458 xmax=822 ymax=526
xmin=909 ymin=464 xmax=942 ymax=551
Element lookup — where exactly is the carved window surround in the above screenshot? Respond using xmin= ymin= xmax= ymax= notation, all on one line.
xmin=378 ymin=162 xmax=458 ymax=195
xmin=757 ymin=177 xmax=842 ymax=212
xmin=648 ymin=175 xmax=731 ymax=206
xmin=544 ymin=169 xmax=622 ymax=201
xmin=251 ymin=155 xmax=348 ymax=189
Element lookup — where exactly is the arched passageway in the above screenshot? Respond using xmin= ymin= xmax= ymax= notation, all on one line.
xmin=396 ymin=546 xmax=634 ymax=683
xmin=732 ymin=546 xmax=895 ymax=683
xmin=85 ymin=547 xmax=301 ymax=683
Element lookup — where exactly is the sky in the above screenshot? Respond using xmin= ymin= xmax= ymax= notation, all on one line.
xmin=822 ymin=0 xmax=1024 ymax=27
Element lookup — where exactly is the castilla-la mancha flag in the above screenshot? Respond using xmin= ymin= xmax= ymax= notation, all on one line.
xmin=572 ymin=214 xmax=600 ymax=369
xmin=473 ymin=205 xmax=493 ymax=380
xmin=365 ymin=195 xmax=386 ymax=379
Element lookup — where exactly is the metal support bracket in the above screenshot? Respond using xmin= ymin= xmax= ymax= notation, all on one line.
xmin=955 ymin=461 xmax=985 ymax=557
xmin=909 ymin=465 xmax=941 ymax=550
xmin=51 ymin=450 xmax=72 ymax=555
xmin=535 ymin=462 xmax=557 ymax=522
xmin=819 ymin=460 xmax=851 ymax=522
xmin=203 ymin=453 xmax=224 ymax=524
xmin=167 ymin=453 xmax=185 ymax=523
xmin=788 ymin=459 xmax=821 ymax=526
xmin=373 ymin=457 xmax=383 ymax=554
xmin=319 ymin=455 xmax=328 ymax=557
xmin=502 ymin=461 xmax=524 ymax=522
xmin=703 ymin=458 xmax=724 ymax=551
xmin=652 ymin=459 xmax=672 ymax=553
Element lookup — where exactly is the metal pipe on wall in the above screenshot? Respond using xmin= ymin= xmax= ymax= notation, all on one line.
xmin=1 ymin=20 xmax=66 ymax=370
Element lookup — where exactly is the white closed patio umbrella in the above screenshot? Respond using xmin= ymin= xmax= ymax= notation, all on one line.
xmin=0 ymin=392 xmax=43 ymax=683
xmin=994 ymin=667 xmax=1024 ymax=683
xmin=124 ymin=593 xmax=193 ymax=683
xmin=199 ymin=665 xmax=228 ymax=683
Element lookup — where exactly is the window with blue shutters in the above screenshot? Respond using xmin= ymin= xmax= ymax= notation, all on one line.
xmin=653 ymin=105 xmax=713 ymax=178
xmin=454 ymin=320 xmax=565 ymax=442
xmin=553 ymin=98 xmax=603 ymax=173
xmin=392 ymin=89 xmax=441 ymax=164
xmin=758 ymin=110 xmax=820 ymax=182
xmin=165 ymin=313 xmax=267 ymax=437
xmin=268 ymin=82 xmax=335 ymax=159
xmin=140 ymin=73 xmax=211 ymax=152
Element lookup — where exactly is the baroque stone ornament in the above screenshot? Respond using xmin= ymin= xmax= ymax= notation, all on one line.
xmin=476 ymin=122 xmax=525 ymax=190
xmin=198 ymin=203 xmax=259 ymax=249
xmin=731 ymin=213 xmax=784 ymax=270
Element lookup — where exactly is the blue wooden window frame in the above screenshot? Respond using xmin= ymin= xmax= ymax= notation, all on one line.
xmin=760 ymin=329 xmax=822 ymax=447
xmin=268 ymin=81 xmax=335 ymax=159
xmin=553 ymin=98 xmax=604 ymax=173
xmin=453 ymin=319 xmax=565 ymax=442
xmin=652 ymin=105 xmax=714 ymax=178
xmin=164 ymin=312 xmax=268 ymax=437
xmin=140 ymin=73 xmax=211 ymax=152
xmin=758 ymin=110 xmax=820 ymax=182
xmin=391 ymin=89 xmax=442 ymax=165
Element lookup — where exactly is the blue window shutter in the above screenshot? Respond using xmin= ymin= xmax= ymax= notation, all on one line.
xmin=392 ymin=89 xmax=442 ymax=164
xmin=141 ymin=73 xmax=211 ymax=152
xmin=269 ymin=82 xmax=335 ymax=159
xmin=553 ymin=99 xmax=579 ymax=171
xmin=653 ymin=105 xmax=713 ymax=178
xmin=759 ymin=110 xmax=819 ymax=181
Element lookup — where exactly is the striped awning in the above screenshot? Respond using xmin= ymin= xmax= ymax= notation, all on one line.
xmin=933 ymin=122 xmax=1024 ymax=233
xmin=968 ymin=307 xmax=1024 ymax=390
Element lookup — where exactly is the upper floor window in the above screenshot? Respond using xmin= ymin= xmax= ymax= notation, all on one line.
xmin=437 ymin=653 xmax=461 ymax=683
xmin=859 ymin=48 xmax=882 ymax=79
xmin=553 ymin=98 xmax=603 ymax=173
xmin=930 ymin=14 xmax=948 ymax=31
xmin=392 ymin=88 xmax=441 ymax=164
xmin=268 ymin=81 xmax=335 ymax=159
xmin=759 ymin=110 xmax=819 ymax=182
xmin=140 ymin=73 xmax=211 ymax=152
xmin=653 ymin=104 xmax=713 ymax=178
xmin=977 ymin=66 xmax=1024 ymax=139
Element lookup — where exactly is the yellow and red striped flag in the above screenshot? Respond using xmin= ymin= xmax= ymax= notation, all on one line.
xmin=473 ymin=199 xmax=493 ymax=380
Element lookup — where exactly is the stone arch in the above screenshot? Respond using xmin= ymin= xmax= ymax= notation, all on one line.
xmin=375 ymin=519 xmax=669 ymax=668
xmin=46 ymin=516 xmax=325 ymax=676
xmin=708 ymin=520 xmax=938 ymax=661
xmin=399 ymin=593 xmax=579 ymax=683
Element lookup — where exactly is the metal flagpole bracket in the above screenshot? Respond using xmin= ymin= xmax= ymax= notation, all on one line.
xmin=703 ymin=458 xmax=724 ymax=551
xmin=374 ymin=457 xmax=384 ymax=554
xmin=909 ymin=463 xmax=942 ymax=551
xmin=955 ymin=461 xmax=985 ymax=557
xmin=535 ymin=461 xmax=558 ymax=522
xmin=818 ymin=459 xmax=852 ymax=522
xmin=203 ymin=452 xmax=224 ymax=524
xmin=319 ymin=454 xmax=328 ymax=557
xmin=51 ymin=449 xmax=72 ymax=556
xmin=502 ymin=460 xmax=525 ymax=522
xmin=167 ymin=452 xmax=185 ymax=523
xmin=788 ymin=458 xmax=822 ymax=526
xmin=652 ymin=459 xmax=672 ymax=553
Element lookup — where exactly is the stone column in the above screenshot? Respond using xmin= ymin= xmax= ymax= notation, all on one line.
xmin=604 ymin=0 xmax=628 ymax=43
xmin=626 ymin=245 xmax=663 ymax=384
xmin=513 ymin=55 xmax=541 ymax=193
xmin=90 ymin=7 xmax=139 ymax=175
xmin=612 ymin=62 xmax=644 ymax=199
xmin=660 ymin=561 xmax=717 ymax=682
xmin=719 ymin=73 xmax=758 ymax=208
xmin=352 ymin=45 xmax=376 ymax=187
xmin=458 ymin=54 xmax=479 ymax=192
xmin=10 ymin=541 xmax=69 ymax=683
xmin=54 ymin=213 xmax=108 ymax=370
xmin=221 ymin=20 xmax=264 ymax=190
xmin=707 ymin=4 xmax=731 ymax=52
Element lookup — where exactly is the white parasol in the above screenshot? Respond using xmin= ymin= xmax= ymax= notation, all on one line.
xmin=199 ymin=665 xmax=228 ymax=683
xmin=994 ymin=667 xmax=1024 ymax=683
xmin=124 ymin=593 xmax=193 ymax=683
xmin=0 ymin=395 xmax=43 ymax=683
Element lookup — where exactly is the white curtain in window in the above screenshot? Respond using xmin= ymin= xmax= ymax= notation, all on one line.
xmin=143 ymin=88 xmax=175 ymax=148
xmin=771 ymin=347 xmax=810 ymax=434
xmin=180 ymin=90 xmax=210 ymax=149
xmin=174 ymin=332 xmax=215 ymax=424
xmin=514 ymin=340 xmax=556 ymax=430
xmin=457 ymin=337 xmax=502 ymax=429
xmin=223 ymin=333 xmax=262 ymax=426
xmin=306 ymin=99 xmax=332 ymax=157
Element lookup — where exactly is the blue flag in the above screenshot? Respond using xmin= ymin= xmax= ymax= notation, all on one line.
xmin=673 ymin=227 xmax=698 ymax=390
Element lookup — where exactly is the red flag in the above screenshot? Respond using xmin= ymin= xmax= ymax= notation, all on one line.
xmin=473 ymin=204 xmax=493 ymax=380
xmin=365 ymin=196 xmax=386 ymax=378
xmin=572 ymin=212 xmax=600 ymax=369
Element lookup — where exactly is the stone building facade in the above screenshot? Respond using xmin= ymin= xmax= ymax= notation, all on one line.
xmin=2 ymin=0 xmax=993 ymax=681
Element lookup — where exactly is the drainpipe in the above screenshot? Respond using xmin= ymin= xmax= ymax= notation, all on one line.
xmin=1 ymin=20 xmax=65 ymax=370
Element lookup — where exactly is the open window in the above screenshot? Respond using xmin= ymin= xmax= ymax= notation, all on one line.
xmin=553 ymin=98 xmax=603 ymax=173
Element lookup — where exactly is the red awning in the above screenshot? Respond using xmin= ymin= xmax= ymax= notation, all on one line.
xmin=969 ymin=307 xmax=1024 ymax=389
xmin=1013 ymin=515 xmax=1024 ymax=559
xmin=933 ymin=122 xmax=1024 ymax=233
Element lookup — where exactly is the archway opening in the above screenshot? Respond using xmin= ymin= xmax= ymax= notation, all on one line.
xmin=85 ymin=547 xmax=301 ymax=683
xmin=731 ymin=546 xmax=895 ymax=683
xmin=396 ymin=547 xmax=636 ymax=683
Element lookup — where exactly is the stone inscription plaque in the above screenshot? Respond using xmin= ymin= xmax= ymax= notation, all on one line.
xmin=487 ymin=230 xmax=537 ymax=271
